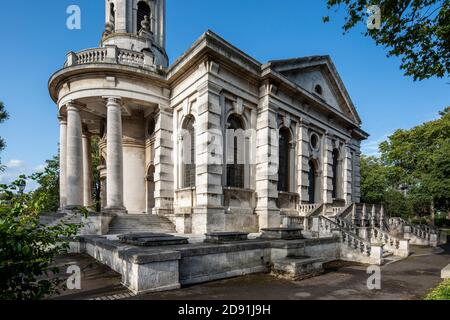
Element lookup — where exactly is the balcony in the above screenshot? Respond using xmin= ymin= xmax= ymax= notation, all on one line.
xmin=64 ymin=45 xmax=158 ymax=71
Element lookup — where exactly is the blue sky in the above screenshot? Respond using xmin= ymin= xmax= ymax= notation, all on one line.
xmin=0 ymin=0 xmax=448 ymax=190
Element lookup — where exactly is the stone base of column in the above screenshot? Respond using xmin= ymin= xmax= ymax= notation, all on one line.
xmin=104 ymin=206 xmax=128 ymax=215
xmin=64 ymin=205 xmax=84 ymax=213
xmin=256 ymin=208 xmax=282 ymax=230
xmin=192 ymin=206 xmax=225 ymax=235
xmin=153 ymin=208 xmax=174 ymax=216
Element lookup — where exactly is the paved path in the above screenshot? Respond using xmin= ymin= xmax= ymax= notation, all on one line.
xmin=52 ymin=243 xmax=450 ymax=300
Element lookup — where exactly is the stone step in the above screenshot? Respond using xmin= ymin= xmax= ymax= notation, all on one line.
xmin=272 ymin=256 xmax=324 ymax=281
xmin=108 ymin=214 xmax=176 ymax=235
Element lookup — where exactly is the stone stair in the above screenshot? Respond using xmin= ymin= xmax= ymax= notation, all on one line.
xmin=107 ymin=214 xmax=176 ymax=235
xmin=272 ymin=256 xmax=324 ymax=280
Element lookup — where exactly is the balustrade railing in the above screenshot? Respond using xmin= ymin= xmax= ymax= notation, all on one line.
xmin=319 ymin=216 xmax=371 ymax=257
xmin=372 ymin=227 xmax=401 ymax=249
xmin=76 ymin=48 xmax=107 ymax=64
xmin=299 ymin=203 xmax=319 ymax=215
xmin=65 ymin=46 xmax=152 ymax=69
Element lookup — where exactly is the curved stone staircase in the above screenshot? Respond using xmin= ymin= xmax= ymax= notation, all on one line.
xmin=107 ymin=214 xmax=176 ymax=235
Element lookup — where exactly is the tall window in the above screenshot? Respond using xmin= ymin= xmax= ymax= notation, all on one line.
xmin=332 ymin=149 xmax=340 ymax=199
xmin=278 ymin=128 xmax=291 ymax=192
xmin=226 ymin=115 xmax=245 ymax=188
xmin=137 ymin=1 xmax=150 ymax=32
xmin=110 ymin=3 xmax=115 ymax=24
xmin=308 ymin=160 xmax=317 ymax=204
xmin=183 ymin=116 xmax=196 ymax=188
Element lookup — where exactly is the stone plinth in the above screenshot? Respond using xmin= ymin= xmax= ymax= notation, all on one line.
xmin=442 ymin=264 xmax=450 ymax=279
xmin=119 ymin=233 xmax=189 ymax=247
xmin=260 ymin=228 xmax=304 ymax=240
xmin=204 ymin=232 xmax=249 ymax=244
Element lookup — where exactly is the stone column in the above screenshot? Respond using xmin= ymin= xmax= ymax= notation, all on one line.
xmin=322 ymin=135 xmax=333 ymax=204
xmin=353 ymin=150 xmax=362 ymax=203
xmin=343 ymin=145 xmax=353 ymax=204
xmin=153 ymin=108 xmax=174 ymax=216
xmin=58 ymin=116 xmax=68 ymax=210
xmin=255 ymin=86 xmax=280 ymax=229
xmin=297 ymin=120 xmax=310 ymax=203
xmin=105 ymin=97 xmax=126 ymax=212
xmin=193 ymin=78 xmax=224 ymax=234
xmin=66 ymin=103 xmax=84 ymax=208
xmin=82 ymin=132 xmax=93 ymax=208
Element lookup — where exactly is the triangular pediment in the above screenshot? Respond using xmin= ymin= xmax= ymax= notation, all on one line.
xmin=270 ymin=56 xmax=361 ymax=124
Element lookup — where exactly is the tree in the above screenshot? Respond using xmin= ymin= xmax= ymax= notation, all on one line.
xmin=324 ymin=0 xmax=450 ymax=80
xmin=0 ymin=177 xmax=80 ymax=300
xmin=0 ymin=101 xmax=9 ymax=172
xmin=360 ymin=155 xmax=411 ymax=217
xmin=29 ymin=157 xmax=60 ymax=214
xmin=91 ymin=136 xmax=101 ymax=212
xmin=360 ymin=156 xmax=389 ymax=204
xmin=379 ymin=107 xmax=450 ymax=222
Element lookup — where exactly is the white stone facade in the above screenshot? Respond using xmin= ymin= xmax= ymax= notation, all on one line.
xmin=49 ymin=0 xmax=368 ymax=234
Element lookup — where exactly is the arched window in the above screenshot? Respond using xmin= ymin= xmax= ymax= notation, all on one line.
xmin=137 ymin=1 xmax=151 ymax=32
xmin=110 ymin=3 xmax=115 ymax=24
xmin=226 ymin=115 xmax=245 ymax=188
xmin=332 ymin=149 xmax=341 ymax=199
xmin=278 ymin=128 xmax=291 ymax=192
xmin=182 ymin=116 xmax=196 ymax=188
xmin=308 ymin=160 xmax=317 ymax=204
xmin=315 ymin=85 xmax=323 ymax=95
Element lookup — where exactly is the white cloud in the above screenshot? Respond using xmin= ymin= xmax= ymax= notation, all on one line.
xmin=0 ymin=160 xmax=40 ymax=191
xmin=5 ymin=159 xmax=26 ymax=169
xmin=362 ymin=133 xmax=391 ymax=157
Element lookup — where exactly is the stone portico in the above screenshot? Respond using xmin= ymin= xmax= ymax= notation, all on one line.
xmin=49 ymin=0 xmax=368 ymax=235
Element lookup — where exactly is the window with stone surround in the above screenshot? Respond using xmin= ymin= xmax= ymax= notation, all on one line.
xmin=182 ymin=115 xmax=196 ymax=188
xmin=278 ymin=127 xmax=291 ymax=192
xmin=137 ymin=1 xmax=151 ymax=33
xmin=226 ymin=114 xmax=245 ymax=189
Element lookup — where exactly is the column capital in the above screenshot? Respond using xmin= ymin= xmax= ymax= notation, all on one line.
xmin=82 ymin=131 xmax=92 ymax=139
xmin=103 ymin=96 xmax=123 ymax=107
xmin=65 ymin=100 xmax=84 ymax=112
xmin=58 ymin=116 xmax=67 ymax=125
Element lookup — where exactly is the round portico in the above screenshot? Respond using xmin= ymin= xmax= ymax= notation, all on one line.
xmin=49 ymin=53 xmax=171 ymax=215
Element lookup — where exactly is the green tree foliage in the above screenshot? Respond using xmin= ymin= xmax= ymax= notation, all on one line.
xmin=361 ymin=108 xmax=450 ymax=220
xmin=360 ymin=156 xmax=411 ymax=217
xmin=380 ymin=107 xmax=450 ymax=216
xmin=0 ymin=176 xmax=80 ymax=300
xmin=91 ymin=136 xmax=101 ymax=212
xmin=28 ymin=157 xmax=60 ymax=214
xmin=324 ymin=0 xmax=450 ymax=80
xmin=0 ymin=101 xmax=9 ymax=172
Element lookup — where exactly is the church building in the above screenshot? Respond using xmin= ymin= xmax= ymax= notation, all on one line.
xmin=49 ymin=0 xmax=369 ymax=235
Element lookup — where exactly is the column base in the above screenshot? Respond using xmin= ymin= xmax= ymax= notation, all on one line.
xmin=104 ymin=206 xmax=128 ymax=215
xmin=64 ymin=205 xmax=84 ymax=213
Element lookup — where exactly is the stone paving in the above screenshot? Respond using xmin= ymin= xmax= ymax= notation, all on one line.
xmin=51 ymin=243 xmax=450 ymax=300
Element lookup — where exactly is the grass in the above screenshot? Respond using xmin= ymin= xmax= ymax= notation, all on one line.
xmin=424 ymin=279 xmax=450 ymax=300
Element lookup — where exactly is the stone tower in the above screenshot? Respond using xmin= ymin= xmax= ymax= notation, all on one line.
xmin=102 ymin=0 xmax=168 ymax=67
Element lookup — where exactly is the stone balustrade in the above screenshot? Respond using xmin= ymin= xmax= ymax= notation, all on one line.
xmin=371 ymin=227 xmax=409 ymax=257
xmin=335 ymin=217 xmax=357 ymax=233
xmin=65 ymin=45 xmax=155 ymax=70
xmin=299 ymin=203 xmax=320 ymax=215
xmin=318 ymin=216 xmax=382 ymax=264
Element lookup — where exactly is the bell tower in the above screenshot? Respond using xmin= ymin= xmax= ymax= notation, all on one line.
xmin=102 ymin=0 xmax=168 ymax=67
